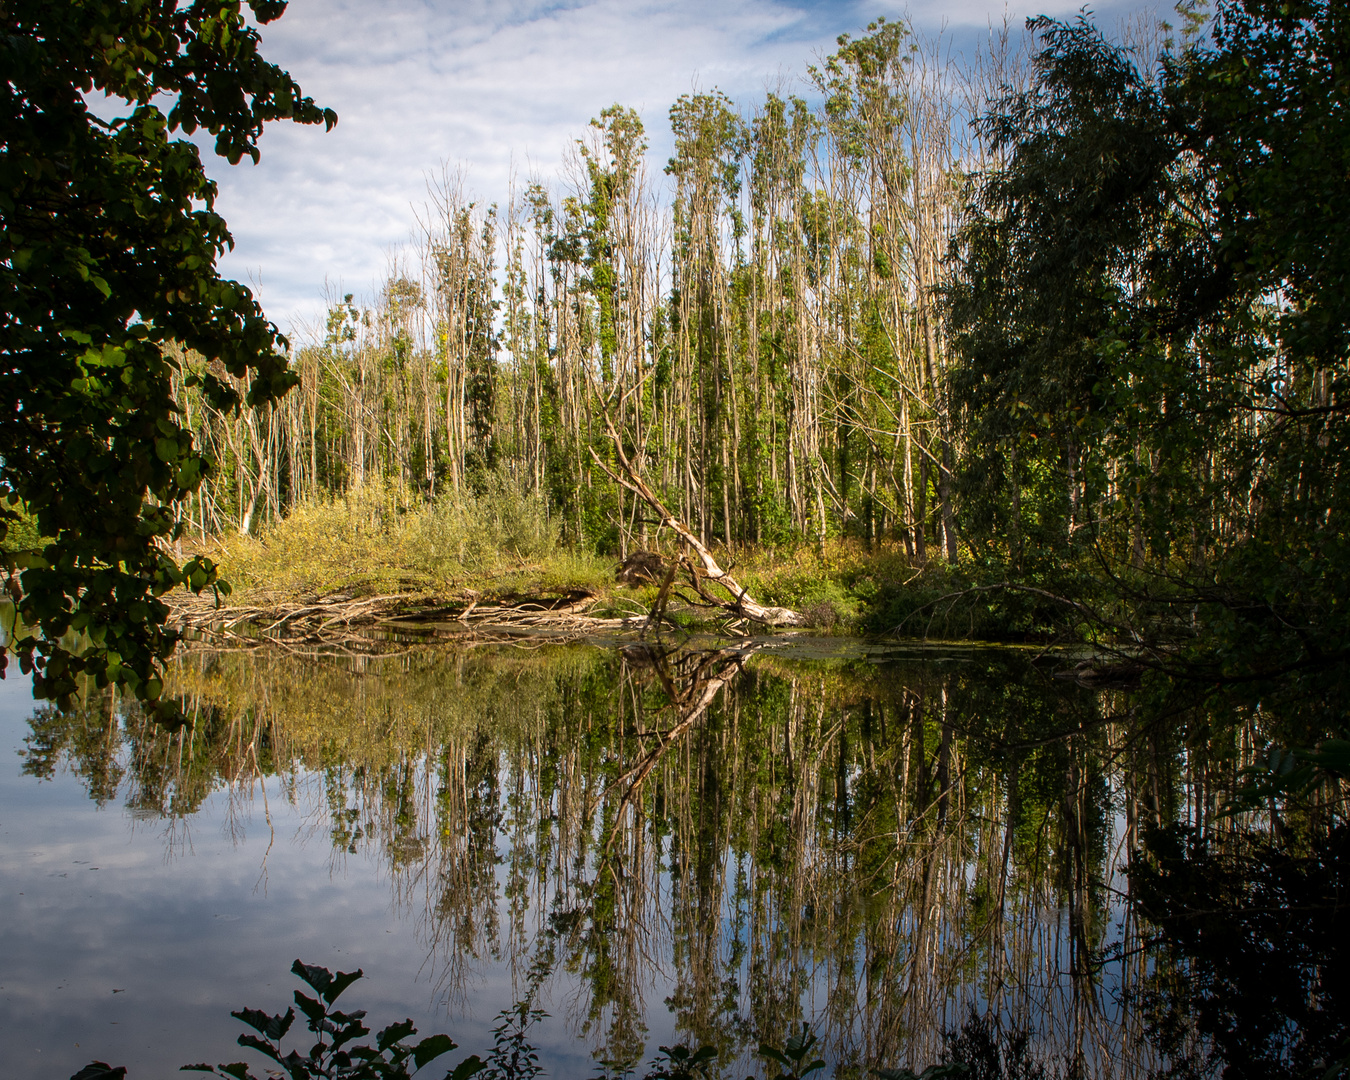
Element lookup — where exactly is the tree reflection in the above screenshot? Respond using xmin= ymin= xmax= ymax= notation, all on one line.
xmin=1131 ymin=823 xmax=1350 ymax=1079
xmin=21 ymin=641 xmax=1343 ymax=1078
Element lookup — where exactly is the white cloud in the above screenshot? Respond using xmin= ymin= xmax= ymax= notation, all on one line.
xmin=210 ymin=0 xmax=1161 ymax=334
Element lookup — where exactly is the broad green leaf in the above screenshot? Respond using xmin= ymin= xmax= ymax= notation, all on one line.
xmin=411 ymin=1032 xmax=456 ymax=1068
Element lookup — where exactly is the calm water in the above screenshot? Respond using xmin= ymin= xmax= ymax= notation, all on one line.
xmin=0 ymin=638 xmax=1180 ymax=1079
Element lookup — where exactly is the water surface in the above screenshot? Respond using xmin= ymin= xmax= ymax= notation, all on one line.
xmin=0 ymin=638 xmax=1185 ymax=1078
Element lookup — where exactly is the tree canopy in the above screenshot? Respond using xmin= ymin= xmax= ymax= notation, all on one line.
xmin=0 ymin=0 xmax=334 ymax=712
xmin=944 ymin=0 xmax=1350 ymax=808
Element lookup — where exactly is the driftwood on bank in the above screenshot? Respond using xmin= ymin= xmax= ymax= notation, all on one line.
xmin=164 ymin=587 xmax=649 ymax=650
xmin=164 ymin=411 xmax=810 ymax=651
xmin=593 ymin=415 xmax=807 ymax=628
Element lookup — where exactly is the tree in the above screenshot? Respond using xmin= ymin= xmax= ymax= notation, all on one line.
xmin=945 ymin=14 xmax=1181 ymax=566
xmin=947 ymin=0 xmax=1350 ymax=749
xmin=947 ymin=16 xmax=1350 ymax=1071
xmin=0 ymin=0 xmax=335 ymax=713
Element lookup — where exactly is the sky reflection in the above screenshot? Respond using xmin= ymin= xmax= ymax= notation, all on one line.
xmin=0 ymin=677 xmax=610 ymax=1079
xmin=0 ymin=641 xmax=1155 ymax=1079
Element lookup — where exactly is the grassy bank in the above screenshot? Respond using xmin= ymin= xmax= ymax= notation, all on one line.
xmin=196 ymin=481 xmax=1085 ymax=641
xmin=4 ymin=479 xmax=1088 ymax=641
xmin=206 ymin=479 xmax=610 ymax=600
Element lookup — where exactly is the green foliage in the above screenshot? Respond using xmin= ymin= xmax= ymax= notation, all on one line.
xmin=640 ymin=1044 xmax=719 ymax=1080
xmin=946 ymin=12 xmax=1179 ymax=565
xmin=928 ymin=1012 xmax=1038 ymax=1080
xmin=214 ymin=476 xmax=561 ymax=597
xmin=115 ymin=16 xmax=977 ymax=565
xmin=812 ymin=16 xmax=911 ymax=165
xmin=181 ymin=960 xmax=483 ymax=1080
xmin=667 ymin=91 xmax=748 ymax=211
xmin=750 ymin=566 xmax=857 ymax=630
xmin=413 ymin=474 xmax=557 ymax=577
xmin=480 ymin=1001 xmax=548 ymax=1080
xmin=0 ymin=500 xmax=47 ymax=554
xmin=947 ymin=0 xmax=1350 ymax=775
xmin=0 ymin=0 xmax=333 ymax=711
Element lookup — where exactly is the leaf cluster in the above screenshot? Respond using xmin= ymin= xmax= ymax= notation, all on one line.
xmin=0 ymin=1 xmax=334 ymax=712
xmin=183 ymin=959 xmax=483 ymax=1080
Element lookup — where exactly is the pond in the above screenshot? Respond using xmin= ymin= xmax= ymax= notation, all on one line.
xmin=1 ymin=636 xmax=1205 ymax=1078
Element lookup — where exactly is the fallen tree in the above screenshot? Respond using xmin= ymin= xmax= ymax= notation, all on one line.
xmin=592 ymin=416 xmax=808 ymax=628
xmin=164 ymin=588 xmax=649 ymax=650
xmin=158 ymin=408 xmax=810 ymax=648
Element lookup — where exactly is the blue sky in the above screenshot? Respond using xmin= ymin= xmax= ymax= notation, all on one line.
xmin=211 ymin=0 xmax=1165 ymax=336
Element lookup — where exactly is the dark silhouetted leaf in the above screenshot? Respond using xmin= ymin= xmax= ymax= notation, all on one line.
xmin=410 ymin=1032 xmax=454 ymax=1067
xmin=237 ymin=1034 xmax=282 ymax=1063
xmin=290 ymin=960 xmax=332 ymax=996
xmin=70 ymin=1065 xmax=127 ymax=1080
xmin=447 ymin=1055 xmax=487 ymax=1080
xmin=323 ymin=967 xmax=364 ymax=1005
xmin=293 ymin=992 xmax=324 ymax=1025
xmin=378 ymin=1019 xmax=417 ymax=1052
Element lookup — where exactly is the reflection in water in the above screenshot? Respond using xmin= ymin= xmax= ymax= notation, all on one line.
xmin=20 ymin=641 xmax=1288 ymax=1076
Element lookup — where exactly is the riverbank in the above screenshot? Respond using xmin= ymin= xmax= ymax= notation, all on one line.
xmin=193 ymin=509 xmax=1072 ymax=644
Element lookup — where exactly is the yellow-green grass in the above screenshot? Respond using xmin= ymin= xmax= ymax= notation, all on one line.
xmin=208 ymin=480 xmax=611 ymax=604
xmin=204 ymin=487 xmax=932 ymax=633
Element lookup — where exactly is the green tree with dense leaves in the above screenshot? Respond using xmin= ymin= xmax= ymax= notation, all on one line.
xmin=949 ymin=0 xmax=1350 ymax=710
xmin=946 ymin=14 xmax=1182 ymax=568
xmin=0 ymin=0 xmax=334 ymax=712
xmin=948 ymin=8 xmax=1350 ymax=1069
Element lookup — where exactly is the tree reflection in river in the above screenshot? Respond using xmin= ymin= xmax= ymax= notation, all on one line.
xmin=23 ymin=640 xmax=1339 ymax=1078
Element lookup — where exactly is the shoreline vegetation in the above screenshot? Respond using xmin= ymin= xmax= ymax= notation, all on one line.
xmin=154 ymin=477 xmax=1076 ymax=652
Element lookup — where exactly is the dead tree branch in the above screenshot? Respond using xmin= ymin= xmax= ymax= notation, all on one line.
xmin=592 ymin=415 xmax=807 ymax=628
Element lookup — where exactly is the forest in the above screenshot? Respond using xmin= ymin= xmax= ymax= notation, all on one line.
xmin=175 ymin=16 xmax=1023 ymax=560
xmin=3 ymin=0 xmax=1348 ymax=1076
xmin=10 ymin=0 xmax=1349 ymax=705
xmin=158 ymin=0 xmax=1347 ymax=666
xmin=75 ymin=0 xmax=1337 ymax=815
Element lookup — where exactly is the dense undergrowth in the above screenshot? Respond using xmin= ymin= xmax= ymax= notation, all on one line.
xmin=2 ymin=472 xmax=1155 ymax=648
xmin=6 ymin=474 xmax=1080 ymax=640
xmin=207 ymin=479 xmax=608 ymax=602
xmin=191 ymin=479 xmax=1102 ymax=642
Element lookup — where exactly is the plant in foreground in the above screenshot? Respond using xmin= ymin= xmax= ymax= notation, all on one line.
xmin=758 ymin=1025 xmax=825 ymax=1080
xmin=181 ymin=959 xmax=484 ymax=1080
xmin=70 ymin=960 xmax=982 ymax=1080
xmin=642 ymin=1043 xmax=719 ymax=1080
xmin=481 ymin=999 xmax=547 ymax=1080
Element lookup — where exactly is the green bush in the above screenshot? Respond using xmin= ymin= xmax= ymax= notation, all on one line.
xmin=214 ymin=476 xmax=560 ymax=597
xmin=411 ymin=475 xmax=555 ymax=577
xmin=854 ymin=560 xmax=1097 ymax=642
